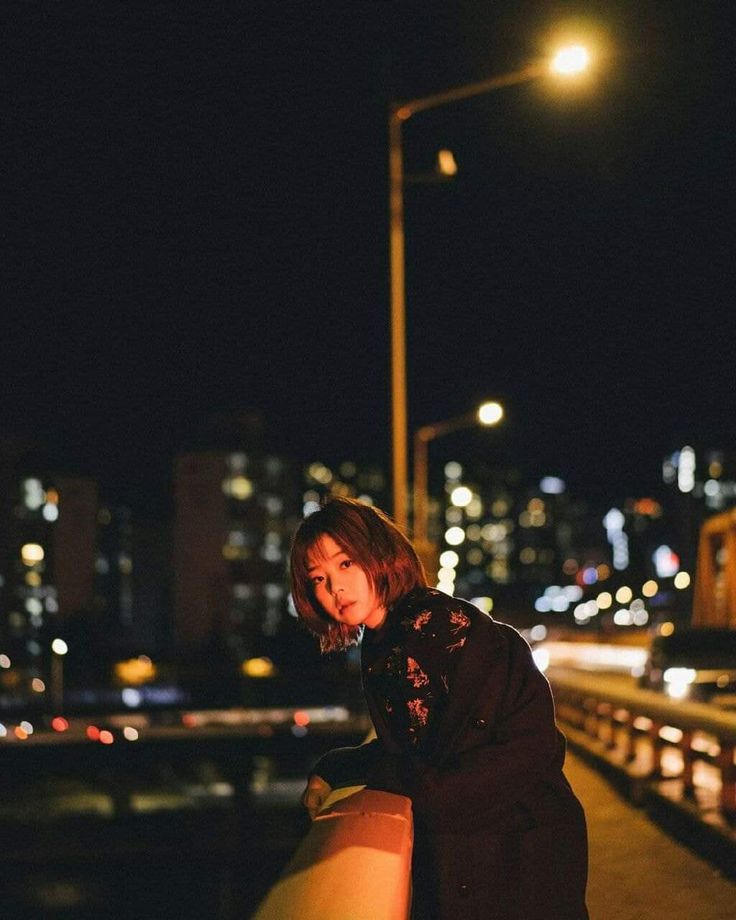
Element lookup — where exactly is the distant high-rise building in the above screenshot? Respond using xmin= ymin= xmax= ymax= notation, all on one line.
xmin=173 ymin=450 xmax=298 ymax=655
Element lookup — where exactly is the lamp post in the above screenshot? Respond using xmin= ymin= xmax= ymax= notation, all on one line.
xmin=413 ymin=401 xmax=504 ymax=579
xmin=50 ymin=637 xmax=68 ymax=713
xmin=389 ymin=47 xmax=591 ymax=533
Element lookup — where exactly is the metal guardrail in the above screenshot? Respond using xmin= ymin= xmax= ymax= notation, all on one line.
xmin=547 ymin=667 xmax=736 ymax=818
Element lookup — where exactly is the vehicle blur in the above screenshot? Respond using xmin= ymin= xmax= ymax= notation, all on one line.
xmin=638 ymin=628 xmax=736 ymax=705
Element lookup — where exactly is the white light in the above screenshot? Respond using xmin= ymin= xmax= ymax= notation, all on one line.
xmin=563 ymin=585 xmax=583 ymax=602
xmin=530 ymin=624 xmax=547 ymax=642
xmin=450 ymin=486 xmax=473 ymax=508
xmin=532 ymin=648 xmax=550 ymax=672
xmin=478 ymin=401 xmax=504 ymax=426
xmin=674 ymin=571 xmax=691 ymax=590
xmin=551 ymin=44 xmax=590 ymax=76
xmin=664 ymin=667 xmax=696 ymax=685
xmin=42 ymin=503 xmax=59 ymax=522
xmin=677 ymin=446 xmax=696 ymax=493
xmin=613 ymin=609 xmax=632 ymax=626
xmin=535 ymin=597 xmax=553 ymax=613
xmin=123 ymin=726 xmax=139 ymax=741
xmin=51 ymin=638 xmax=68 ymax=656
xmin=444 ymin=526 xmax=465 ymax=546
xmin=122 ymin=688 xmax=143 ymax=708
xmin=653 ymin=545 xmax=680 ymax=579
xmin=444 ymin=461 xmax=463 ymax=480
xmin=439 ymin=550 xmax=459 ymax=568
xmin=540 ymin=476 xmax=565 ymax=495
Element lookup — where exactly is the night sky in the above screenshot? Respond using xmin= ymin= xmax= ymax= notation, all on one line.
xmin=3 ymin=1 xmax=734 ymax=517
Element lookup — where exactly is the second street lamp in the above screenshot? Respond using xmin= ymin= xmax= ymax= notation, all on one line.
xmin=389 ymin=45 xmax=592 ymax=533
xmin=413 ymin=401 xmax=504 ymax=580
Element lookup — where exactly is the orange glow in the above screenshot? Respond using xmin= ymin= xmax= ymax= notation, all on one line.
xmin=99 ymin=730 xmax=114 ymax=745
xmin=46 ymin=489 xmax=59 ymax=504
xmin=182 ymin=713 xmax=197 ymax=728
xmin=634 ymin=498 xmax=662 ymax=517
xmin=51 ymin=717 xmax=69 ymax=732
xmin=86 ymin=725 xmax=100 ymax=741
xmin=293 ymin=710 xmax=311 ymax=727
xmin=14 ymin=726 xmax=28 ymax=740
xmin=596 ymin=564 xmax=611 ymax=580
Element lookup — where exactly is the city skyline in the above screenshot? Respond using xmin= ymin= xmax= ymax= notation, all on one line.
xmin=3 ymin=1 xmax=733 ymax=519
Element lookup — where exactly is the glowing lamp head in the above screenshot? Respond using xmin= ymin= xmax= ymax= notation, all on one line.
xmin=477 ymin=401 xmax=504 ymax=426
xmin=551 ymin=45 xmax=590 ymax=76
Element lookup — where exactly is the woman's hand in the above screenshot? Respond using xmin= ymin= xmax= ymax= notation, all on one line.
xmin=302 ymin=774 xmax=333 ymax=819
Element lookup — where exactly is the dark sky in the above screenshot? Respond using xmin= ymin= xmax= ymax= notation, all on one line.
xmin=3 ymin=1 xmax=734 ymax=515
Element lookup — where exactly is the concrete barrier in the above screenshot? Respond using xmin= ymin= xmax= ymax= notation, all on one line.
xmin=251 ymin=787 xmax=413 ymax=920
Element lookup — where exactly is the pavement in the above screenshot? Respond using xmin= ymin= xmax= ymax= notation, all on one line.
xmin=564 ymin=751 xmax=736 ymax=920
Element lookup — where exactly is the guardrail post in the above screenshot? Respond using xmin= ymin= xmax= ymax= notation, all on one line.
xmin=680 ymin=730 xmax=696 ymax=799
xmin=648 ymin=720 xmax=664 ymax=779
xmin=621 ymin=711 xmax=637 ymax=763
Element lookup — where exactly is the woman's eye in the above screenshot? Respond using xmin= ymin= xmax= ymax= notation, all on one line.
xmin=311 ymin=576 xmax=323 ymax=586
xmin=340 ymin=559 xmax=353 ymax=569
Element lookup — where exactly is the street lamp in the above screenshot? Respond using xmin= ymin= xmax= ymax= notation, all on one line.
xmin=413 ymin=400 xmax=504 ymax=579
xmin=50 ymin=637 xmax=68 ymax=713
xmin=389 ymin=46 xmax=592 ymax=532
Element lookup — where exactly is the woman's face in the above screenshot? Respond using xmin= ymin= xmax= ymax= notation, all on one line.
xmin=305 ymin=534 xmax=387 ymax=630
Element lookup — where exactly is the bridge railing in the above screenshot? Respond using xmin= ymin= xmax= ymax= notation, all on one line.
xmin=251 ymin=787 xmax=413 ymax=920
xmin=547 ymin=667 xmax=736 ymax=819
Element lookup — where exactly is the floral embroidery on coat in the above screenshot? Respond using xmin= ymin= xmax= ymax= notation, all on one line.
xmin=363 ymin=591 xmax=474 ymax=753
xmin=406 ymin=656 xmax=430 ymax=688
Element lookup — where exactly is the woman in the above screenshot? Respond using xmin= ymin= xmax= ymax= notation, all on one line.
xmin=290 ymin=497 xmax=588 ymax=919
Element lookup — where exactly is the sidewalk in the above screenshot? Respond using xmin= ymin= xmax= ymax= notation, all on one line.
xmin=565 ymin=752 xmax=736 ymax=920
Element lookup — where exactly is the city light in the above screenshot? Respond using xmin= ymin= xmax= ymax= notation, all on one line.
xmin=477 ymin=401 xmax=504 ymax=426
xmin=550 ymin=44 xmax=590 ymax=76
xmin=51 ymin=638 xmax=68 ymax=656
xmin=20 ymin=543 xmax=44 ymax=566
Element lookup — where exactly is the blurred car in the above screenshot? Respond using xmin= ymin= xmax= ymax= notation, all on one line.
xmin=639 ymin=628 xmax=736 ymax=705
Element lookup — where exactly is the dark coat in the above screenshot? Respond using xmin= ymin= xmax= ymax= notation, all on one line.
xmin=314 ymin=591 xmax=588 ymax=920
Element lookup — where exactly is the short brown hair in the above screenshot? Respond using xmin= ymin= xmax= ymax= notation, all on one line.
xmin=289 ymin=497 xmax=427 ymax=652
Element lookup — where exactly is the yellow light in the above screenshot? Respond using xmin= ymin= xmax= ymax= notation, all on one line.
xmin=242 ymin=657 xmax=276 ymax=678
xmin=551 ymin=44 xmax=590 ymax=76
xmin=20 ymin=543 xmax=44 ymax=566
xmin=114 ymin=657 xmax=156 ymax=685
xmin=436 ymin=149 xmax=457 ymax=176
xmin=596 ymin=591 xmax=613 ymax=610
xmin=31 ymin=678 xmax=46 ymax=693
xmin=659 ymin=621 xmax=675 ymax=637
xmin=615 ymin=586 xmax=632 ymax=604
xmin=223 ymin=476 xmax=253 ymax=501
xmin=674 ymin=571 xmax=691 ymax=590
xmin=450 ymin=486 xmax=473 ymax=508
xmin=642 ymin=580 xmax=658 ymax=598
xmin=477 ymin=401 xmax=504 ymax=426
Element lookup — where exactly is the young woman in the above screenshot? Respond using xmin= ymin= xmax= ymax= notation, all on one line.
xmin=290 ymin=497 xmax=588 ymax=920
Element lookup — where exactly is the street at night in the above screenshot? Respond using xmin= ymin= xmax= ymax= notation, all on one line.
xmin=3 ymin=2 xmax=736 ymax=918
